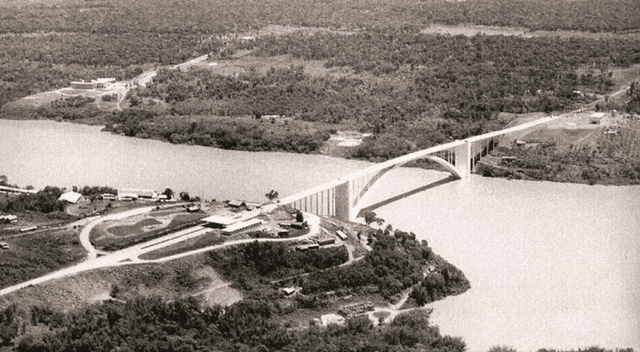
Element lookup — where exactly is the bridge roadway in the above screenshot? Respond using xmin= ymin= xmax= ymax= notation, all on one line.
xmin=279 ymin=115 xmax=562 ymax=221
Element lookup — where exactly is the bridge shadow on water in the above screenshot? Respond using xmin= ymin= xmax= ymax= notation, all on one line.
xmin=356 ymin=175 xmax=458 ymax=218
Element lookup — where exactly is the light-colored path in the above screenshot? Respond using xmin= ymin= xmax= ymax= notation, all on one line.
xmin=79 ymin=206 xmax=156 ymax=260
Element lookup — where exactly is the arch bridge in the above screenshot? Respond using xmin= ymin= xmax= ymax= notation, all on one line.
xmin=279 ymin=116 xmax=559 ymax=221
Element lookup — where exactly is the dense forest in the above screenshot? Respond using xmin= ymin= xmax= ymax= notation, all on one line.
xmin=1 ymin=0 xmax=638 ymax=35
xmin=0 ymin=297 xmax=469 ymax=352
xmin=1 ymin=0 xmax=639 ymax=161
xmin=89 ymin=31 xmax=639 ymax=159
xmin=0 ymin=298 xmax=633 ymax=352
xmin=1 ymin=0 xmax=639 ymax=111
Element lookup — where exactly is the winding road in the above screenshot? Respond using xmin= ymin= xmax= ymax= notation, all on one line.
xmin=0 ymin=207 xmax=323 ymax=297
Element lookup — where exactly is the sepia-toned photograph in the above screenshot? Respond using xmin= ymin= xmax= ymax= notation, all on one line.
xmin=0 ymin=0 xmax=638 ymax=351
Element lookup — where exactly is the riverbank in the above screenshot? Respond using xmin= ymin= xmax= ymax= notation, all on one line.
xmin=476 ymin=112 xmax=640 ymax=186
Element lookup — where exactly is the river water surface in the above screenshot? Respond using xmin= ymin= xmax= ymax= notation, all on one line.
xmin=1 ymin=119 xmax=638 ymax=352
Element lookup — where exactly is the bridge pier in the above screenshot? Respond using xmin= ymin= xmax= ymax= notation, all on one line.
xmin=455 ymin=140 xmax=471 ymax=179
xmin=334 ymin=180 xmax=352 ymax=221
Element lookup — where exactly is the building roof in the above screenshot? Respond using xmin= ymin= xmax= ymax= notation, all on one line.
xmin=119 ymin=188 xmax=156 ymax=198
xmin=222 ymin=219 xmax=263 ymax=233
xmin=0 ymin=185 xmax=38 ymax=194
xmin=228 ymin=200 xmax=244 ymax=207
xmin=58 ymin=191 xmax=82 ymax=204
xmin=590 ymin=112 xmax=606 ymax=118
xmin=201 ymin=215 xmax=238 ymax=227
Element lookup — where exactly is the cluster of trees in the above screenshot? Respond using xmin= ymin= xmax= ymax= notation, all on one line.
xmin=71 ymin=186 xmax=118 ymax=197
xmin=102 ymin=108 xmax=331 ymax=154
xmin=410 ymin=263 xmax=469 ymax=306
xmin=0 ymin=230 xmax=84 ymax=290
xmin=302 ymin=228 xmax=469 ymax=300
xmin=0 ymin=296 xmax=631 ymax=352
xmin=627 ymin=81 xmax=640 ymax=114
xmin=0 ymin=187 xmax=64 ymax=214
xmin=0 ymin=297 xmax=468 ymax=352
xmin=0 ymin=180 xmax=119 ymax=214
xmin=206 ymin=241 xmax=349 ymax=281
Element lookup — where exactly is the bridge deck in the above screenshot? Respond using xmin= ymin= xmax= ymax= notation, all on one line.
xmin=280 ymin=115 xmax=562 ymax=220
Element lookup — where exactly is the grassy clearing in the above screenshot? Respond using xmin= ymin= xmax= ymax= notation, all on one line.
xmin=108 ymin=218 xmax=162 ymax=237
xmin=91 ymin=213 xmax=208 ymax=251
xmin=0 ymin=228 xmax=85 ymax=290
xmin=0 ymin=252 xmax=238 ymax=312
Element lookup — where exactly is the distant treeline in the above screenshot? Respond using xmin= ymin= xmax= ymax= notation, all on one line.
xmin=1 ymin=0 xmax=637 ymax=34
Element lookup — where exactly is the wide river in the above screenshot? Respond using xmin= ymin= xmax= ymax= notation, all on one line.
xmin=1 ymin=119 xmax=639 ymax=352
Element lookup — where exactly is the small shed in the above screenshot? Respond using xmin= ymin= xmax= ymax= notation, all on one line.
xmin=336 ymin=230 xmax=348 ymax=240
xmin=296 ymin=243 xmax=319 ymax=251
xmin=186 ymin=205 xmax=201 ymax=212
xmin=314 ymin=235 xmax=336 ymax=246
xmin=590 ymin=112 xmax=606 ymax=124
xmin=227 ymin=200 xmax=245 ymax=208
xmin=291 ymin=221 xmax=308 ymax=229
xmin=0 ymin=214 xmax=17 ymax=224
xmin=281 ymin=287 xmax=296 ymax=296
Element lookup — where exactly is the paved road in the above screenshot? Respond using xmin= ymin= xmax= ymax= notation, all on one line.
xmin=0 ymin=210 xmax=323 ymax=297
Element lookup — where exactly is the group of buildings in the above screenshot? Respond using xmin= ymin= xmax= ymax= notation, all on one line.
xmin=70 ymin=78 xmax=116 ymax=90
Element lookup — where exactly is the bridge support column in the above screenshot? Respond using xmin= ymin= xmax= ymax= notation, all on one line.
xmin=455 ymin=140 xmax=471 ymax=179
xmin=334 ymin=180 xmax=352 ymax=221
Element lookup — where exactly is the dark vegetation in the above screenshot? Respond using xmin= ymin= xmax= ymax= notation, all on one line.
xmin=2 ymin=0 xmax=639 ymax=160
xmin=0 ymin=229 xmax=85 ymax=290
xmin=0 ymin=178 xmax=119 ymax=214
xmin=206 ymin=226 xmax=468 ymax=303
xmin=90 ymin=32 xmax=638 ymax=159
xmin=206 ymin=241 xmax=349 ymax=284
xmin=303 ymin=228 xmax=469 ymax=300
xmin=0 ymin=297 xmax=468 ymax=352
xmin=0 ymin=187 xmax=65 ymax=214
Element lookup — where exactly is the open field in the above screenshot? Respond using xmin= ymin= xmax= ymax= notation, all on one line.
xmin=0 ymin=228 xmax=86 ymax=290
xmin=90 ymin=211 xmax=207 ymax=251
xmin=0 ymin=253 xmax=240 ymax=311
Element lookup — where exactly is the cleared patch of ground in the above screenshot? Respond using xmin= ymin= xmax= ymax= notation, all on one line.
xmin=108 ymin=218 xmax=163 ymax=237
xmin=421 ymin=24 xmax=640 ymax=40
xmin=0 ymin=253 xmax=241 ymax=311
